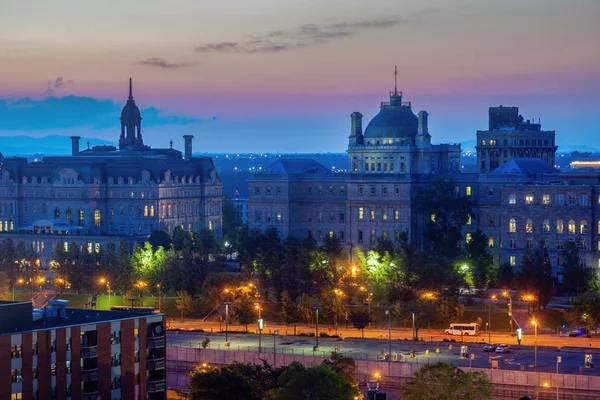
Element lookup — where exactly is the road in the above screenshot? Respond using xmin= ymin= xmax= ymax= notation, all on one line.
xmin=167 ymin=319 xmax=600 ymax=349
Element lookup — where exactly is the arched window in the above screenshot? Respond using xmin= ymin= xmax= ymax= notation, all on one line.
xmin=54 ymin=208 xmax=60 ymax=219
xmin=568 ymin=219 xmax=576 ymax=234
xmin=557 ymin=219 xmax=564 ymax=233
xmin=78 ymin=209 xmax=84 ymax=226
xmin=526 ymin=219 xmax=533 ymax=233
xmin=509 ymin=218 xmax=516 ymax=233
xmin=66 ymin=208 xmax=72 ymax=221
xmin=94 ymin=209 xmax=101 ymax=227
xmin=580 ymin=220 xmax=588 ymax=234
xmin=543 ymin=219 xmax=550 ymax=233
xmin=598 ymin=220 xmax=600 ymax=234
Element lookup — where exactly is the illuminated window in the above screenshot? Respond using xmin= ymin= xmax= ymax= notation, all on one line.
xmin=144 ymin=206 xmax=148 ymax=217
xmin=95 ymin=243 xmax=100 ymax=253
xmin=358 ymin=207 xmax=364 ymax=220
xmin=276 ymin=212 xmax=282 ymax=222
xmin=580 ymin=220 xmax=588 ymax=234
xmin=94 ymin=209 xmax=101 ymax=227
xmin=383 ymin=210 xmax=388 ymax=221
xmin=465 ymin=233 xmax=472 ymax=243
xmin=78 ymin=209 xmax=84 ymax=226
xmin=466 ymin=187 xmax=471 ymax=196
xmin=509 ymin=194 xmax=516 ymax=204
xmin=66 ymin=209 xmax=72 ymax=221
xmin=509 ymin=256 xmax=516 ymax=266
xmin=431 ymin=214 xmax=436 ymax=223
xmin=64 ymin=242 xmax=68 ymax=252
xmin=526 ymin=219 xmax=533 ymax=233
xmin=87 ymin=243 xmax=92 ymax=253
xmin=370 ymin=209 xmax=375 ymax=221
xmin=394 ymin=209 xmax=399 ymax=220
xmin=488 ymin=236 xmax=494 ymax=248
xmin=543 ymin=219 xmax=550 ymax=232
xmin=329 ymin=230 xmax=334 ymax=238
xmin=466 ymin=215 xmax=472 ymax=225
xmin=509 ymin=218 xmax=516 ymax=233
xmin=525 ymin=195 xmax=534 ymax=204
xmin=542 ymin=194 xmax=550 ymax=204
xmin=150 ymin=206 xmax=155 ymax=217
xmin=568 ymin=219 xmax=576 ymax=234
xmin=208 ymin=220 xmax=213 ymax=231
xmin=481 ymin=140 xmax=486 ymax=146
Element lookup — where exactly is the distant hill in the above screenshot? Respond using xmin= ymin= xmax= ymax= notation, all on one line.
xmin=0 ymin=135 xmax=116 ymax=156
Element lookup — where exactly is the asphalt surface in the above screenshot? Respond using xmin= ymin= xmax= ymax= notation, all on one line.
xmin=167 ymin=332 xmax=598 ymax=375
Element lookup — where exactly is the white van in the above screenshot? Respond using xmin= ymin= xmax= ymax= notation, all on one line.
xmin=444 ymin=323 xmax=479 ymax=336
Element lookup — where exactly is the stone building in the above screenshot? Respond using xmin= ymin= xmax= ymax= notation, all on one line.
xmin=0 ymin=79 xmax=222 ymax=267
xmin=476 ymin=106 xmax=557 ymax=173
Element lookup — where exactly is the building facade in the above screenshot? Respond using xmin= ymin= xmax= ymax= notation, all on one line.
xmin=0 ymin=299 xmax=166 ymax=400
xmin=0 ymin=79 xmax=223 ymax=267
xmin=248 ymin=84 xmax=600 ymax=278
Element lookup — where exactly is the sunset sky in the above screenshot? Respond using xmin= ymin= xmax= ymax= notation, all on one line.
xmin=1 ymin=0 xmax=599 ymax=153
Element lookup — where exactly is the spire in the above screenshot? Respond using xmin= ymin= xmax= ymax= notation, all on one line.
xmin=129 ymin=78 xmax=133 ymax=100
xmin=394 ymin=66 xmax=398 ymax=95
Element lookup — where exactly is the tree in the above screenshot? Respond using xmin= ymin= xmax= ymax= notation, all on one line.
xmin=519 ymin=245 xmax=554 ymax=309
xmin=322 ymin=353 xmax=359 ymax=390
xmin=561 ymin=240 xmax=594 ymax=298
xmin=395 ymin=293 xmax=464 ymax=340
xmin=281 ymin=292 xmax=303 ymax=335
xmin=148 ymin=230 xmax=172 ymax=250
xmin=464 ymin=229 xmax=495 ymax=289
xmin=496 ymin=262 xmax=515 ymax=289
xmin=348 ymin=308 xmax=372 ymax=338
xmin=267 ymin=362 xmax=359 ymax=400
xmin=235 ymin=295 xmax=255 ymax=332
xmin=222 ymin=195 xmax=244 ymax=235
xmin=172 ymin=227 xmax=195 ymax=251
xmin=565 ymin=293 xmax=600 ymax=333
xmin=175 ymin=291 xmax=195 ymax=317
xmin=184 ymin=362 xmax=254 ymax=400
xmin=402 ymin=362 xmax=492 ymax=400
xmin=414 ymin=177 xmax=472 ymax=260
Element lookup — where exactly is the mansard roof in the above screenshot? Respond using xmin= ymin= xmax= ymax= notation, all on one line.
xmin=261 ymin=158 xmax=331 ymax=175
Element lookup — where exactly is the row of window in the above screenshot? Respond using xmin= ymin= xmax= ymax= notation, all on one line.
xmin=508 ymin=255 xmax=592 ymax=268
xmin=508 ymin=193 xmax=590 ymax=206
xmin=481 ymin=138 xmax=552 ymax=147
xmin=357 ymin=229 xmax=404 ymax=243
xmin=507 ymin=238 xmax=590 ymax=251
xmin=508 ymin=218 xmax=593 ymax=234
xmin=358 ymin=207 xmax=400 ymax=221
xmin=0 ymin=220 xmax=15 ymax=232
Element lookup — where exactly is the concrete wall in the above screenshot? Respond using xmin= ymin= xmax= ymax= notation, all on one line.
xmin=167 ymin=346 xmax=600 ymax=399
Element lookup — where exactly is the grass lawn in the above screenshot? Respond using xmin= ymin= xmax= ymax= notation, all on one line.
xmin=532 ymin=308 xmax=566 ymax=330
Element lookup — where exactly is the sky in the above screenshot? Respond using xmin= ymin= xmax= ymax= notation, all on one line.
xmin=1 ymin=0 xmax=599 ymax=153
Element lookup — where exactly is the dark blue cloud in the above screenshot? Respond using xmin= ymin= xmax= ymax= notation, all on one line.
xmin=0 ymin=95 xmax=200 ymax=131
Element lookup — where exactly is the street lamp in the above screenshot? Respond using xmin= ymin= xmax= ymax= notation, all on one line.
xmin=157 ymin=284 xmax=161 ymax=312
xmin=488 ymin=295 xmax=497 ymax=344
xmin=386 ymin=308 xmax=392 ymax=362
xmin=100 ymin=278 xmax=111 ymax=309
xmin=224 ymin=302 xmax=232 ymax=346
xmin=411 ymin=311 xmax=418 ymax=356
xmin=556 ymin=356 xmax=561 ymax=400
xmin=503 ymin=291 xmax=513 ymax=333
xmin=532 ymin=319 xmax=538 ymax=372
xmin=273 ymin=329 xmax=279 ymax=367
xmin=12 ymin=278 xmax=24 ymax=301
xmin=255 ymin=304 xmax=263 ymax=353
xmin=333 ymin=289 xmax=344 ymax=334
xmin=313 ymin=306 xmax=322 ymax=351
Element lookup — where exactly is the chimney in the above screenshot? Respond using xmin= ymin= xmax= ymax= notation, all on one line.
xmin=183 ymin=135 xmax=194 ymax=159
xmin=350 ymin=112 xmax=363 ymax=136
xmin=418 ymin=111 xmax=429 ymax=136
xmin=70 ymin=136 xmax=81 ymax=156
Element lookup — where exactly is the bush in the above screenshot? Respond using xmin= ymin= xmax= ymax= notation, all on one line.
xmin=319 ymin=332 xmax=341 ymax=338
xmin=298 ymin=332 xmax=315 ymax=337
xmin=201 ymin=337 xmax=211 ymax=349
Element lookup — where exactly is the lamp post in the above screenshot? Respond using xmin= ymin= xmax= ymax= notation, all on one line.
xmin=411 ymin=311 xmax=417 ymax=356
xmin=386 ymin=308 xmax=392 ymax=361
xmin=488 ymin=295 xmax=496 ymax=343
xmin=224 ymin=302 xmax=232 ymax=346
xmin=313 ymin=306 xmax=322 ymax=351
xmin=273 ymin=329 xmax=279 ymax=367
xmin=532 ymin=319 xmax=538 ymax=372
xmin=157 ymin=284 xmax=161 ymax=312
xmin=12 ymin=278 xmax=24 ymax=301
xmin=503 ymin=291 xmax=513 ymax=334
xmin=256 ymin=304 xmax=262 ymax=353
xmin=556 ymin=356 xmax=561 ymax=400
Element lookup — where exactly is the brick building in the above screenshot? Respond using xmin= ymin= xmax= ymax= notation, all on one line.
xmin=0 ymin=300 xmax=165 ymax=400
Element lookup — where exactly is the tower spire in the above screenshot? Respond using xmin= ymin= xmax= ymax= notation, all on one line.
xmin=129 ymin=77 xmax=133 ymax=100
xmin=394 ymin=66 xmax=398 ymax=95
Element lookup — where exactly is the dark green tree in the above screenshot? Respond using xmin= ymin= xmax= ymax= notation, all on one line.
xmin=280 ymin=291 xmax=304 ymax=335
xmin=565 ymin=293 xmax=600 ymax=334
xmin=348 ymin=308 xmax=372 ymax=338
xmin=148 ymin=230 xmax=172 ymax=250
xmin=222 ymin=195 xmax=244 ymax=235
xmin=519 ymin=245 xmax=554 ymax=309
xmin=401 ymin=362 xmax=492 ymax=400
xmin=496 ymin=262 xmax=515 ymax=289
xmin=464 ymin=229 xmax=495 ymax=289
xmin=561 ymin=240 xmax=594 ymax=298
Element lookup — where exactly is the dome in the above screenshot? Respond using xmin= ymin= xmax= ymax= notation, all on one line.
xmin=363 ymin=92 xmax=418 ymax=139
xmin=120 ymin=78 xmax=141 ymax=123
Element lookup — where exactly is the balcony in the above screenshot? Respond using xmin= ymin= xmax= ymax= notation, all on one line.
xmin=81 ymin=391 xmax=99 ymax=400
xmin=81 ymin=345 xmax=98 ymax=358
xmin=147 ymin=336 xmax=165 ymax=349
xmin=147 ymin=379 xmax=165 ymax=393
xmin=81 ymin=368 xmax=98 ymax=382
xmin=147 ymin=358 xmax=165 ymax=371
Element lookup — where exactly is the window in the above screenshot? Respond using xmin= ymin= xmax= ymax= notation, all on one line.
xmin=370 ymin=209 xmax=375 ymax=221
xmin=568 ymin=195 xmax=576 ymax=205
xmin=542 ymin=194 xmax=550 ymax=205
xmin=568 ymin=219 xmax=576 ymax=234
xmin=580 ymin=220 xmax=588 ymax=234
xmin=509 ymin=194 xmax=516 ymax=204
xmin=11 ymin=345 xmax=22 ymax=358
xmin=525 ymin=195 xmax=534 ymax=204
xmin=557 ymin=219 xmax=564 ymax=233
xmin=94 ymin=209 xmax=101 ymax=227
xmin=382 ymin=230 xmax=388 ymax=240
xmin=277 ymin=186 xmax=281 ymax=195
xmin=542 ymin=219 xmax=550 ymax=232
xmin=339 ymin=213 xmax=345 ymax=223
xmin=64 ymin=242 xmax=69 ymax=252
xmin=487 ymin=215 xmax=495 ymax=226
xmin=466 ymin=215 xmax=472 ymax=225
xmin=370 ymin=185 xmax=376 ymax=195
xmin=465 ymin=233 xmax=472 ymax=243
xmin=358 ymin=186 xmax=363 ymax=195
xmin=509 ymin=218 xmax=516 ymax=233
xmin=509 ymin=239 xmax=517 ymax=249
xmin=358 ymin=207 xmax=364 ymax=221
xmin=382 ymin=210 xmax=388 ymax=221
xmin=54 ymin=208 xmax=60 ymax=219
xmin=394 ymin=209 xmax=399 ymax=220
xmin=255 ymin=211 xmax=261 ymax=222
xmin=307 ymin=186 xmax=312 ymax=194
xmin=255 ymin=186 xmax=260 ymax=195
xmin=557 ymin=194 xmax=564 ymax=205
xmin=481 ymin=139 xmax=486 ymax=146
xmin=466 ymin=186 xmax=471 ymax=196
xmin=526 ymin=219 xmax=533 ymax=233
xmin=266 ymin=212 xmax=272 ymax=223
xmin=509 ymin=256 xmax=516 ymax=266
xmin=488 ymin=236 xmax=494 ymax=248
xmin=526 ymin=239 xmax=533 ymax=249
xmin=581 ymin=195 xmax=588 ymax=205
xmin=395 ymin=186 xmax=400 ymax=196
xmin=382 ymin=186 xmax=387 ymax=195
xmin=78 ymin=209 xmax=84 ymax=226
xmin=581 ymin=239 xmax=588 ymax=250
xmin=276 ymin=212 xmax=282 ymax=222
xmin=431 ymin=214 xmax=436 ymax=223
xmin=358 ymin=230 xmax=363 ymax=243
xmin=150 ymin=205 xmax=155 ymax=217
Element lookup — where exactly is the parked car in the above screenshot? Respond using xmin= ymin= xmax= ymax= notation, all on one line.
xmin=482 ymin=343 xmax=498 ymax=352
xmin=496 ymin=344 xmax=511 ymax=353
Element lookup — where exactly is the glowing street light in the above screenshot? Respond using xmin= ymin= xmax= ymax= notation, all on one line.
xmin=255 ymin=304 xmax=263 ymax=353
xmin=503 ymin=291 xmax=513 ymax=333
xmin=532 ymin=319 xmax=538 ymax=372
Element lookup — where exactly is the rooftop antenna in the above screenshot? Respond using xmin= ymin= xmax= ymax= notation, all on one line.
xmin=170 ymin=139 xmax=173 ymax=149
xmin=394 ymin=66 xmax=398 ymax=95
xmin=129 ymin=78 xmax=133 ymax=100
